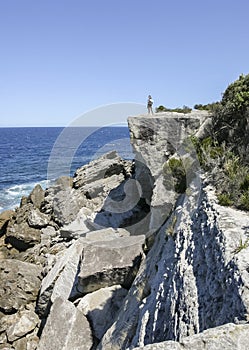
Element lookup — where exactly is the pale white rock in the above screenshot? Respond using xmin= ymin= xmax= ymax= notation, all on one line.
xmin=37 ymin=297 xmax=92 ymax=350
xmin=85 ymin=227 xmax=130 ymax=242
xmin=6 ymin=310 xmax=39 ymax=342
xmin=126 ymin=113 xmax=206 ymax=236
xmin=77 ymin=285 xmax=127 ymax=340
xmin=98 ymin=182 xmax=249 ymax=349
xmin=132 ymin=323 xmax=249 ymax=350
xmin=59 ymin=208 xmax=91 ymax=239
xmin=28 ymin=208 xmax=50 ymax=228
xmin=36 ymin=238 xmax=85 ymax=317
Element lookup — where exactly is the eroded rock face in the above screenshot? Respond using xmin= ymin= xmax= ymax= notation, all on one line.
xmin=1 ymin=309 xmax=39 ymax=343
xmin=126 ymin=112 xmax=208 ymax=235
xmin=2 ymin=112 xmax=249 ymax=350
xmin=98 ymin=183 xmax=249 ymax=349
xmin=28 ymin=184 xmax=45 ymax=209
xmin=0 ymin=210 xmax=14 ymax=237
xmin=37 ymin=297 xmax=92 ymax=350
xmin=0 ymin=259 xmax=42 ymax=314
xmin=5 ymin=222 xmax=41 ymax=251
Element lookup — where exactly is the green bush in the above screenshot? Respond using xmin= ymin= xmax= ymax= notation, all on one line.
xmin=192 ymin=74 xmax=249 ymax=211
xmin=217 ymin=193 xmax=234 ymax=206
xmin=240 ymin=174 xmax=249 ymax=191
xmin=155 ymin=105 xmax=192 ymax=114
xmin=239 ymin=191 xmax=249 ymax=211
xmin=168 ymin=157 xmax=186 ymax=193
xmin=194 ymin=102 xmax=220 ymax=112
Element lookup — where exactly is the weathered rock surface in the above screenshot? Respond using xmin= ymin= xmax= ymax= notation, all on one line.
xmin=98 ymin=182 xmax=249 ymax=349
xmin=36 ymin=227 xmax=134 ymax=317
xmin=132 ymin=323 xmax=249 ymax=350
xmin=1 ymin=309 xmax=39 ymax=342
xmin=77 ymin=234 xmax=145 ymax=294
xmin=27 ymin=209 xmax=50 ymax=228
xmin=0 ymin=259 xmax=42 ymax=314
xmin=36 ymin=237 xmax=85 ymax=317
xmin=126 ymin=112 xmax=207 ymax=234
xmin=37 ymin=297 xmax=92 ymax=350
xmin=28 ymin=184 xmax=45 ymax=209
xmin=77 ymin=285 xmax=127 ymax=341
xmin=5 ymin=222 xmax=41 ymax=251
xmin=0 ymin=210 xmax=14 ymax=236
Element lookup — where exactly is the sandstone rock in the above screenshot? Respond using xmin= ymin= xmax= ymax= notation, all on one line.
xmin=0 ymin=210 xmax=14 ymax=237
xmin=0 ymin=259 xmax=42 ymax=313
xmin=132 ymin=323 xmax=249 ymax=350
xmin=77 ymin=235 xmax=145 ymax=294
xmin=4 ymin=310 xmax=39 ymax=342
xmin=5 ymin=222 xmax=41 ymax=251
xmin=28 ymin=184 xmax=45 ymax=209
xmin=77 ymin=285 xmax=127 ymax=341
xmin=37 ymin=297 xmax=92 ymax=350
xmin=0 ymin=344 xmax=15 ymax=349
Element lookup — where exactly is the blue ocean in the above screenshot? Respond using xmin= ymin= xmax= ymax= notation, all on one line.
xmin=0 ymin=126 xmax=133 ymax=213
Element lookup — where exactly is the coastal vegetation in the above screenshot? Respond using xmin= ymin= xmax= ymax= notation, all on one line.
xmin=156 ymin=105 xmax=192 ymax=114
xmin=192 ymin=74 xmax=249 ymax=210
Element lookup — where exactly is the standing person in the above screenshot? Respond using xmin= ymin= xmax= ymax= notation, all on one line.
xmin=147 ymin=95 xmax=154 ymax=114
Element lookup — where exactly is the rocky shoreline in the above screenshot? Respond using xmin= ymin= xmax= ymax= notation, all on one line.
xmin=1 ymin=111 xmax=249 ymax=350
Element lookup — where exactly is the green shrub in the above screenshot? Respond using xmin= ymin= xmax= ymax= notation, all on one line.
xmin=232 ymin=238 xmax=249 ymax=254
xmin=217 ymin=193 xmax=234 ymax=206
xmin=239 ymin=191 xmax=249 ymax=211
xmin=194 ymin=102 xmax=220 ymax=112
xmin=168 ymin=157 xmax=186 ymax=193
xmin=240 ymin=174 xmax=249 ymax=191
xmin=155 ymin=105 xmax=192 ymax=114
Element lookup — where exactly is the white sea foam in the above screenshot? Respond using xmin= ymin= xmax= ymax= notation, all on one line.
xmin=0 ymin=180 xmax=50 ymax=213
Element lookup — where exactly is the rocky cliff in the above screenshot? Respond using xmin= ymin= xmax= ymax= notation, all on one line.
xmin=0 ymin=111 xmax=249 ymax=350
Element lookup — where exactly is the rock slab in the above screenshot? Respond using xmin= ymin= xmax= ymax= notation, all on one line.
xmin=37 ymin=297 xmax=92 ymax=350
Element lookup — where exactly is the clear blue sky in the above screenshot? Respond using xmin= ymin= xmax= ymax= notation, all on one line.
xmin=0 ymin=0 xmax=248 ymax=126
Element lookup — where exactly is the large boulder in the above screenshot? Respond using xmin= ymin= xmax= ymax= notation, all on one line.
xmin=77 ymin=235 xmax=145 ymax=294
xmin=36 ymin=228 xmax=133 ymax=317
xmin=4 ymin=203 xmax=43 ymax=251
xmin=28 ymin=208 xmax=50 ymax=228
xmin=41 ymin=176 xmax=85 ymax=226
xmin=73 ymin=151 xmax=133 ymax=213
xmin=37 ymin=297 xmax=93 ymax=350
xmin=73 ymin=151 xmax=131 ymax=189
xmin=5 ymin=222 xmax=41 ymax=251
xmin=0 ymin=210 xmax=14 ymax=237
xmin=28 ymin=184 xmax=45 ymax=209
xmin=36 ymin=237 xmax=85 ymax=317
xmin=0 ymin=259 xmax=42 ymax=314
xmin=77 ymin=285 xmax=127 ymax=341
